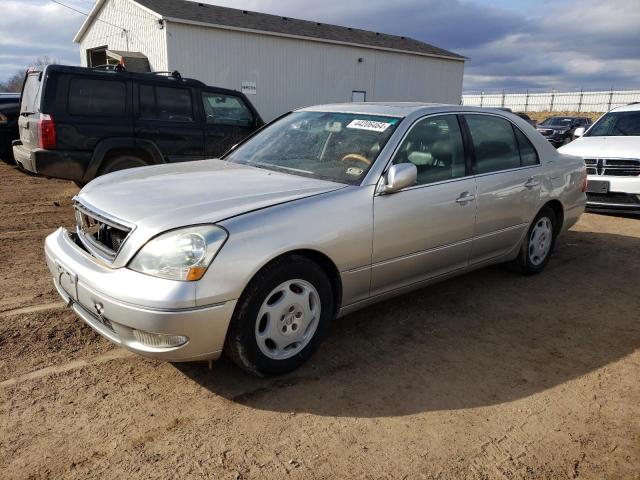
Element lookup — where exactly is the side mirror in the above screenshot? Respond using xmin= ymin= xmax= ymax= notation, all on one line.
xmin=382 ymin=163 xmax=417 ymax=193
xmin=574 ymin=127 xmax=585 ymax=138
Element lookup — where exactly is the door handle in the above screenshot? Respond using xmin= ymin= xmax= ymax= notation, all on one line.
xmin=456 ymin=192 xmax=475 ymax=204
xmin=525 ymin=178 xmax=540 ymax=189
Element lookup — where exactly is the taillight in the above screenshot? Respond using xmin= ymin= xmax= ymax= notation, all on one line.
xmin=581 ymin=169 xmax=588 ymax=192
xmin=38 ymin=113 xmax=57 ymax=150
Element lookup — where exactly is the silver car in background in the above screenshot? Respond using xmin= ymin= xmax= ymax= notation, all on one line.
xmin=45 ymin=104 xmax=586 ymax=376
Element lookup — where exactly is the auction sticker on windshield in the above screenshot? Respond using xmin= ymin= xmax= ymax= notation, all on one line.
xmin=346 ymin=119 xmax=392 ymax=132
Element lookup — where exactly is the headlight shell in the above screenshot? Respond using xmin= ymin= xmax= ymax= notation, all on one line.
xmin=128 ymin=225 xmax=228 ymax=281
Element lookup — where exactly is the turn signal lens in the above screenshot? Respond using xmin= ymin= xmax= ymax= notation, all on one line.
xmin=581 ymin=170 xmax=588 ymax=192
xmin=132 ymin=329 xmax=188 ymax=348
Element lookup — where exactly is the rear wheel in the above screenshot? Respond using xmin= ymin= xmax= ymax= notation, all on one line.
xmin=510 ymin=206 xmax=557 ymax=274
xmin=225 ymin=255 xmax=334 ymax=376
xmin=98 ymin=155 xmax=148 ymax=175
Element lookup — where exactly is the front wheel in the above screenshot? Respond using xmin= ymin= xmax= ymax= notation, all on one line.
xmin=225 ymin=255 xmax=334 ymax=376
xmin=510 ymin=206 xmax=557 ymax=274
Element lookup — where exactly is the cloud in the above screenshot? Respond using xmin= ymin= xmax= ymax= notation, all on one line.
xmin=1 ymin=0 xmax=638 ymax=93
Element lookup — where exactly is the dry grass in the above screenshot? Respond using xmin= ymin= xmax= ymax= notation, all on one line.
xmin=525 ymin=111 xmax=602 ymax=123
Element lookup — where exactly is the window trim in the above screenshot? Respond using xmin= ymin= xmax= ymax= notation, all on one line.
xmin=67 ymin=77 xmax=127 ymax=117
xmin=377 ymin=113 xmax=472 ymax=193
xmin=460 ymin=112 xmax=541 ymax=177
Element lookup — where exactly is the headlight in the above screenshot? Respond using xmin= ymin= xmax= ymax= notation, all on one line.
xmin=128 ymin=225 xmax=227 ymax=281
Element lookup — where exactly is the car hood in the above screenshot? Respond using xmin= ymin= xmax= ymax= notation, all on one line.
xmin=77 ymin=159 xmax=345 ymax=232
xmin=558 ymin=136 xmax=640 ymax=158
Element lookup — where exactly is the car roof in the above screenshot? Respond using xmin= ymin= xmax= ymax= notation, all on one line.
xmin=297 ymin=103 xmax=515 ymax=117
xmin=611 ymin=103 xmax=640 ymax=112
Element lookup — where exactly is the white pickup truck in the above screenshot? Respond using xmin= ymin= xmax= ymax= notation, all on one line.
xmin=559 ymin=103 xmax=640 ymax=215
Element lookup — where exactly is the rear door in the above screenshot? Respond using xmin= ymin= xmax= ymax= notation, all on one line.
xmin=17 ymin=70 xmax=42 ymax=149
xmin=463 ymin=114 xmax=542 ymax=265
xmin=135 ymin=83 xmax=204 ymax=162
xmin=200 ymin=90 xmax=257 ymax=157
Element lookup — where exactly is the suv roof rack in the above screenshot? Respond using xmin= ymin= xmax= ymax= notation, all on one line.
xmin=91 ymin=64 xmax=126 ymax=72
xmin=152 ymin=70 xmax=182 ymax=80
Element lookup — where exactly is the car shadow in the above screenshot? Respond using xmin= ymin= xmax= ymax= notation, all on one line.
xmin=175 ymin=230 xmax=640 ymax=417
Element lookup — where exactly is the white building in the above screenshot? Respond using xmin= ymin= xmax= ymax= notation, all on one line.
xmin=74 ymin=0 xmax=465 ymax=121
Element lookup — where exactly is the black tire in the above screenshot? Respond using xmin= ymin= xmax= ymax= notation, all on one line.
xmin=98 ymin=155 xmax=148 ymax=176
xmin=510 ymin=206 xmax=558 ymax=275
xmin=73 ymin=181 xmax=86 ymax=188
xmin=225 ymin=255 xmax=334 ymax=376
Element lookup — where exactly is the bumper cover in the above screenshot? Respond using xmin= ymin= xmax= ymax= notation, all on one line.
xmin=586 ymin=175 xmax=640 ymax=214
xmin=44 ymin=228 xmax=237 ymax=361
xmin=12 ymin=141 xmax=92 ymax=181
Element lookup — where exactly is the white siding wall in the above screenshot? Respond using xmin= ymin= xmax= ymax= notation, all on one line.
xmin=78 ymin=0 xmax=168 ymax=71
xmin=166 ymin=22 xmax=464 ymax=121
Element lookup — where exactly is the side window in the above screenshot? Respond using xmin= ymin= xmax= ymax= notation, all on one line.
xmin=392 ymin=115 xmax=466 ymax=186
xmin=465 ymin=115 xmax=521 ymax=174
xmin=156 ymin=86 xmax=193 ymax=122
xmin=513 ymin=127 xmax=539 ymax=167
xmin=202 ymin=92 xmax=254 ymax=126
xmin=68 ymin=78 xmax=126 ymax=116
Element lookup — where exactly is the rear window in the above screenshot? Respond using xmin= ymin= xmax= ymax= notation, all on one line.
xmin=68 ymin=78 xmax=126 ymax=116
xmin=20 ymin=73 xmax=41 ymax=114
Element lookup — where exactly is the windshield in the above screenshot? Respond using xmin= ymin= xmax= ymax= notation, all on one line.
xmin=225 ymin=111 xmax=402 ymax=184
xmin=19 ymin=72 xmax=41 ymax=114
xmin=540 ymin=117 xmax=574 ymax=127
xmin=586 ymin=111 xmax=640 ymax=137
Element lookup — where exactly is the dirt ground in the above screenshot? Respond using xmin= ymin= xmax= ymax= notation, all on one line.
xmin=0 ymin=161 xmax=638 ymax=480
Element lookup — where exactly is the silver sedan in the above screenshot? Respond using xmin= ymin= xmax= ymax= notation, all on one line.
xmin=45 ymin=104 xmax=586 ymax=376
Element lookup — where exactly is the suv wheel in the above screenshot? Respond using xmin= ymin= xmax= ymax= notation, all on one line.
xmin=225 ymin=255 xmax=334 ymax=376
xmin=99 ymin=155 xmax=148 ymax=175
xmin=510 ymin=206 xmax=557 ymax=275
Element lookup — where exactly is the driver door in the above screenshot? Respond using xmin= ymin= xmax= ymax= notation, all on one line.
xmin=371 ymin=114 xmax=477 ymax=296
xmin=201 ymin=90 xmax=256 ymax=158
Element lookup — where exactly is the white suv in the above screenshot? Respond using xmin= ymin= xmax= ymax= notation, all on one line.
xmin=559 ymin=103 xmax=640 ymax=214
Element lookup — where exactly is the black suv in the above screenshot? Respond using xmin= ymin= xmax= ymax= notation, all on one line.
xmin=0 ymin=93 xmax=20 ymax=163
xmin=13 ymin=65 xmax=263 ymax=184
xmin=536 ymin=116 xmax=592 ymax=147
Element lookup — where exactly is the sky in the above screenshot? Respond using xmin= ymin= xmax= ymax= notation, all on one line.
xmin=0 ymin=0 xmax=638 ymax=93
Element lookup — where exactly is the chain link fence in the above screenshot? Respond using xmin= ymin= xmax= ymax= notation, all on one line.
xmin=462 ymin=89 xmax=640 ymax=113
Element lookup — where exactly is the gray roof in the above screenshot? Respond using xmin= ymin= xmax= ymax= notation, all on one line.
xmin=134 ymin=0 xmax=464 ymax=60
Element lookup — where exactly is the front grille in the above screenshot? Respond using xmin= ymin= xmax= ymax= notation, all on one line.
xmin=587 ymin=193 xmax=640 ymax=205
xmin=585 ymin=158 xmax=640 ymax=177
xmin=74 ymin=201 xmax=133 ymax=263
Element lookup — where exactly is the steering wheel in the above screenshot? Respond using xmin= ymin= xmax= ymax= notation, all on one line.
xmin=341 ymin=153 xmax=371 ymax=166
